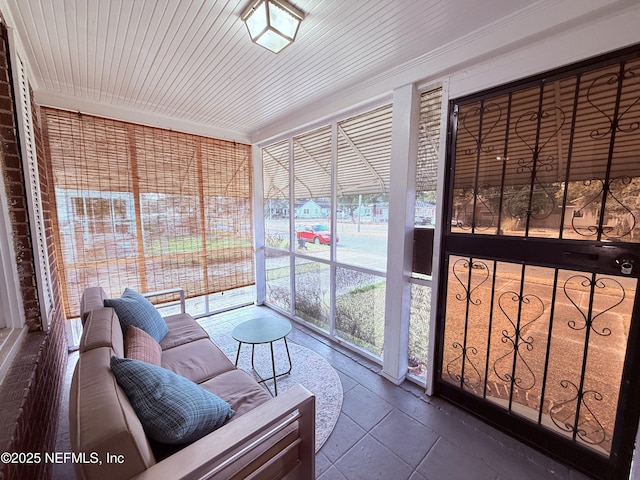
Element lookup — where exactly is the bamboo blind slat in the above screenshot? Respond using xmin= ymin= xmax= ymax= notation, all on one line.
xmin=42 ymin=108 xmax=254 ymax=317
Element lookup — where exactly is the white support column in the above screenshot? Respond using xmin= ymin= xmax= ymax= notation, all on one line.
xmin=381 ymin=83 xmax=420 ymax=384
xmin=252 ymin=143 xmax=266 ymax=305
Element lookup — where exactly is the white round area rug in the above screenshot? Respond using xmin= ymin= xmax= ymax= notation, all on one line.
xmin=229 ymin=340 xmax=343 ymax=452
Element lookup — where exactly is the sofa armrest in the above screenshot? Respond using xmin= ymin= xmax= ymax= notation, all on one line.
xmin=133 ymin=384 xmax=315 ymax=480
xmin=142 ymin=287 xmax=186 ymax=314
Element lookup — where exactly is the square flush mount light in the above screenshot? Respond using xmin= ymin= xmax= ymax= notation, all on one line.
xmin=241 ymin=0 xmax=304 ymax=53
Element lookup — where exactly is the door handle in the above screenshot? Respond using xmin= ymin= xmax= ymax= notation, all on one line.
xmin=615 ymin=255 xmax=637 ymax=275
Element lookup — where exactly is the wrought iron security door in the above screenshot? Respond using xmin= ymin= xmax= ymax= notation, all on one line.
xmin=436 ymin=46 xmax=640 ymax=480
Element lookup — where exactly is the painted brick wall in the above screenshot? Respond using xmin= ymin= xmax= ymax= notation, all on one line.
xmin=0 ymin=22 xmax=68 ymax=480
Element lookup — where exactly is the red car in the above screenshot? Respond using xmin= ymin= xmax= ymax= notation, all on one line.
xmin=296 ymin=225 xmax=338 ymax=245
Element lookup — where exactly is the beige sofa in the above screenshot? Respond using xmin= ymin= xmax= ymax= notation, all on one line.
xmin=70 ymin=286 xmax=315 ymax=480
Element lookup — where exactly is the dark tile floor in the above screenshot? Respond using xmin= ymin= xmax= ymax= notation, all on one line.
xmin=208 ymin=305 xmax=589 ymax=480
xmin=56 ymin=305 xmax=591 ymax=480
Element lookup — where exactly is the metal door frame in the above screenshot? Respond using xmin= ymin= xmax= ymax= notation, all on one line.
xmin=434 ymin=44 xmax=640 ymax=480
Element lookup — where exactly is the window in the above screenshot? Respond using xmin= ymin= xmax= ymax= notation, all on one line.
xmin=293 ymin=126 xmax=333 ymax=261
xmin=0 ymin=172 xmax=23 ymax=330
xmin=334 ymin=106 xmax=392 ymax=272
xmin=262 ymin=104 xmax=392 ymax=360
xmin=409 ymin=87 xmax=443 ymax=382
xmin=43 ymin=109 xmax=254 ymax=317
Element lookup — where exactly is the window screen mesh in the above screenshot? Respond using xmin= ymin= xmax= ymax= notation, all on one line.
xmin=42 ymin=108 xmax=253 ymax=317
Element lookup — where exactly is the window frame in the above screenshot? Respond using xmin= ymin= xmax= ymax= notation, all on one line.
xmin=257 ymin=88 xmax=447 ymax=386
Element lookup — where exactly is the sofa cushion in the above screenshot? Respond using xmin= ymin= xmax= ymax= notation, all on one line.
xmin=199 ymin=369 xmax=273 ymax=418
xmin=105 ymin=288 xmax=169 ymax=342
xmin=80 ymin=286 xmax=107 ymax=324
xmin=70 ymin=347 xmax=156 ymax=480
xmin=160 ymin=338 xmax=236 ymax=384
xmin=159 ymin=313 xmax=210 ymax=350
xmin=80 ymin=307 xmax=124 ymax=357
xmin=125 ymin=326 xmax=162 ymax=365
xmin=110 ymin=356 xmax=235 ymax=445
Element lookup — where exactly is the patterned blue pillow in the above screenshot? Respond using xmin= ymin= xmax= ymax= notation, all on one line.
xmin=110 ymin=356 xmax=235 ymax=444
xmin=104 ymin=288 xmax=169 ymax=342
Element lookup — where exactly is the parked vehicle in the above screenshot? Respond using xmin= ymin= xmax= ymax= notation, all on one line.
xmin=296 ymin=224 xmax=338 ymax=245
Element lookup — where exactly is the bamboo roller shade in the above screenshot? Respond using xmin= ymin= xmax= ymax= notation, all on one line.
xmin=42 ymin=108 xmax=254 ymax=317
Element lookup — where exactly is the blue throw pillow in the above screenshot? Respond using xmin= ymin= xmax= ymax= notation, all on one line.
xmin=104 ymin=288 xmax=169 ymax=342
xmin=110 ymin=356 xmax=235 ymax=444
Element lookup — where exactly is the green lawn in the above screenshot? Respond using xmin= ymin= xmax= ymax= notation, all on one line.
xmin=144 ymin=234 xmax=252 ymax=255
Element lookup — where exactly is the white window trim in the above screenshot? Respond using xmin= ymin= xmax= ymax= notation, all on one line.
xmin=0 ymin=25 xmax=28 ymax=383
xmin=421 ymin=79 xmax=450 ymax=395
xmin=0 ymin=149 xmax=28 ymax=383
xmin=0 ymin=173 xmax=24 ymax=330
xmin=8 ymin=29 xmax=54 ymax=331
xmin=256 ymin=81 xmax=453 ymax=395
xmin=252 ymin=143 xmax=266 ymax=305
xmin=259 ymin=95 xmax=422 ymax=374
xmin=0 ymin=27 xmax=26 ymax=333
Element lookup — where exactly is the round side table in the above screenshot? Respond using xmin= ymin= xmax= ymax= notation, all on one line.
xmin=232 ymin=316 xmax=292 ymax=396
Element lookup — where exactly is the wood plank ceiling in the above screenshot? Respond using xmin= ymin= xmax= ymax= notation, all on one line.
xmin=0 ymin=0 xmax=620 ymax=141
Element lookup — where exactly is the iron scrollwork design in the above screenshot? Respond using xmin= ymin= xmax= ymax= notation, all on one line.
xmin=461 ymin=103 xmax=503 ymax=156
xmin=587 ymin=66 xmax=640 ymax=140
xmin=455 ymin=103 xmax=502 ymax=231
xmin=547 ymin=274 xmax=624 ymax=448
xmin=445 ymin=258 xmax=490 ymax=388
xmin=492 ymin=291 xmax=544 ymax=391
xmin=505 ymin=107 xmax=565 ymax=221
xmin=570 ymin=64 xmax=640 ymax=240
xmin=563 ymin=275 xmax=624 ymax=336
xmin=451 ymin=258 xmax=489 ymax=304
xmin=570 ymin=176 xmax=637 ymax=240
xmin=446 ymin=342 xmax=482 ymax=389
xmin=549 ymin=380 xmax=606 ymax=446
xmin=451 ymin=185 xmax=496 ymax=231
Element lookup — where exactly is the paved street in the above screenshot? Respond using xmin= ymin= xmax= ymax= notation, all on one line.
xmin=265 ymin=218 xmax=389 ymax=271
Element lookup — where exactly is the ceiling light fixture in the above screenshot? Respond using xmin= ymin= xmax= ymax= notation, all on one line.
xmin=241 ymin=0 xmax=304 ymax=54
